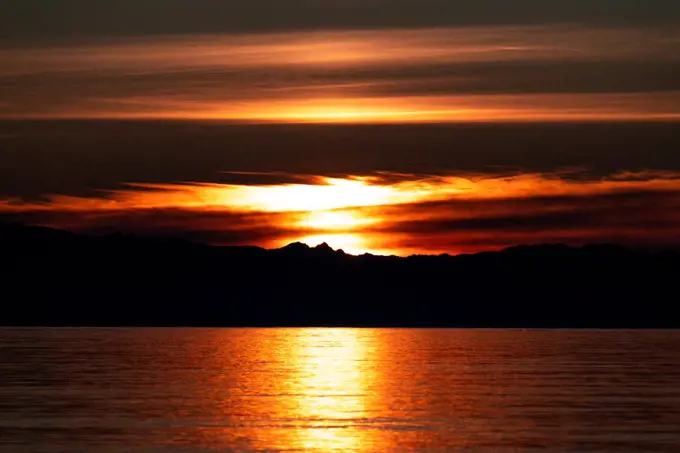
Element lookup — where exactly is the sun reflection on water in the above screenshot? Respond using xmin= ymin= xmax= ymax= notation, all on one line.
xmin=289 ymin=329 xmax=373 ymax=452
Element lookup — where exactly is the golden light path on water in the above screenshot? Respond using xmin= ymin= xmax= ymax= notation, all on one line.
xmin=288 ymin=329 xmax=373 ymax=451
xmin=202 ymin=329 xmax=381 ymax=451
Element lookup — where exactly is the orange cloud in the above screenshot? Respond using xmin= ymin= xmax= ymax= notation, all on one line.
xmin=2 ymin=25 xmax=680 ymax=122
xmin=4 ymin=26 xmax=678 ymax=76
xmin=3 ymin=170 xmax=680 ymax=255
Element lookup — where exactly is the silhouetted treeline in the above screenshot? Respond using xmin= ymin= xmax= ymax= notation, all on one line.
xmin=1 ymin=223 xmax=678 ymax=327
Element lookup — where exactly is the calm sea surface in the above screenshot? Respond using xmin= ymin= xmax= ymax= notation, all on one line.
xmin=0 ymin=328 xmax=679 ymax=453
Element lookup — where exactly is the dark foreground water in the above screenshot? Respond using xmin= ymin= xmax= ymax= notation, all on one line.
xmin=1 ymin=329 xmax=679 ymax=453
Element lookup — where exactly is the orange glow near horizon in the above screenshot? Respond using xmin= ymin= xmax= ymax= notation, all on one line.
xmin=3 ymin=171 xmax=680 ymax=255
xmin=4 ymin=171 xmax=679 ymax=212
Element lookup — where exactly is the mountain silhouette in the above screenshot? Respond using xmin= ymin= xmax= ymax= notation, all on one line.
xmin=1 ymin=222 xmax=678 ymax=327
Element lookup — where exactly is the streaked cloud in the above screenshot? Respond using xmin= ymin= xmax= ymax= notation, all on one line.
xmin=3 ymin=170 xmax=680 ymax=255
xmin=2 ymin=25 xmax=680 ymax=121
xmin=4 ymin=26 xmax=679 ymax=76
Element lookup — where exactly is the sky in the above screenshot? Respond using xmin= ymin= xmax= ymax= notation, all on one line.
xmin=2 ymin=1 xmax=680 ymax=254
xmin=3 ymin=1 xmax=680 ymax=39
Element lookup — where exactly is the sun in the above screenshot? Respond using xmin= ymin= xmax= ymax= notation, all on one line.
xmin=219 ymin=177 xmax=398 ymax=212
xmin=293 ymin=209 xmax=378 ymax=254
xmin=301 ymin=210 xmax=373 ymax=230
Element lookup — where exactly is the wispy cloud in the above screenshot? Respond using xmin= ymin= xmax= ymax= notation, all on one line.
xmin=2 ymin=25 xmax=680 ymax=121
xmin=4 ymin=26 xmax=679 ymax=76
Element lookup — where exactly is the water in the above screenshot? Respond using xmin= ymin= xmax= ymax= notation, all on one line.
xmin=1 ymin=328 xmax=679 ymax=453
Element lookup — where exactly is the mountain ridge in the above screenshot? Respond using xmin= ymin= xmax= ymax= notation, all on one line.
xmin=0 ymin=220 xmax=656 ymax=258
xmin=1 ymin=222 xmax=678 ymax=328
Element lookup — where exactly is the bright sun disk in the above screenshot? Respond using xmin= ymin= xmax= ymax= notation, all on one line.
xmin=301 ymin=210 xmax=373 ymax=229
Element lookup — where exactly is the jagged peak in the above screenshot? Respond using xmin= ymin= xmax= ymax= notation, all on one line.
xmin=313 ymin=242 xmax=335 ymax=252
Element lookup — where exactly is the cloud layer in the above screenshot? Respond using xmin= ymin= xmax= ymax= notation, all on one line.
xmin=3 ymin=170 xmax=680 ymax=255
xmin=2 ymin=25 xmax=680 ymax=121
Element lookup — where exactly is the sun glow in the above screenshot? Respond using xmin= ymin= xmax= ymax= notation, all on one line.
xmin=301 ymin=210 xmax=374 ymax=230
xmin=236 ymin=177 xmax=402 ymax=212
xmin=255 ymin=104 xmax=465 ymax=124
xmin=5 ymin=171 xmax=680 ymax=256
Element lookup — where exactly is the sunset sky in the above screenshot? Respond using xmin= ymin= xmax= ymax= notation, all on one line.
xmin=2 ymin=1 xmax=680 ymax=254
